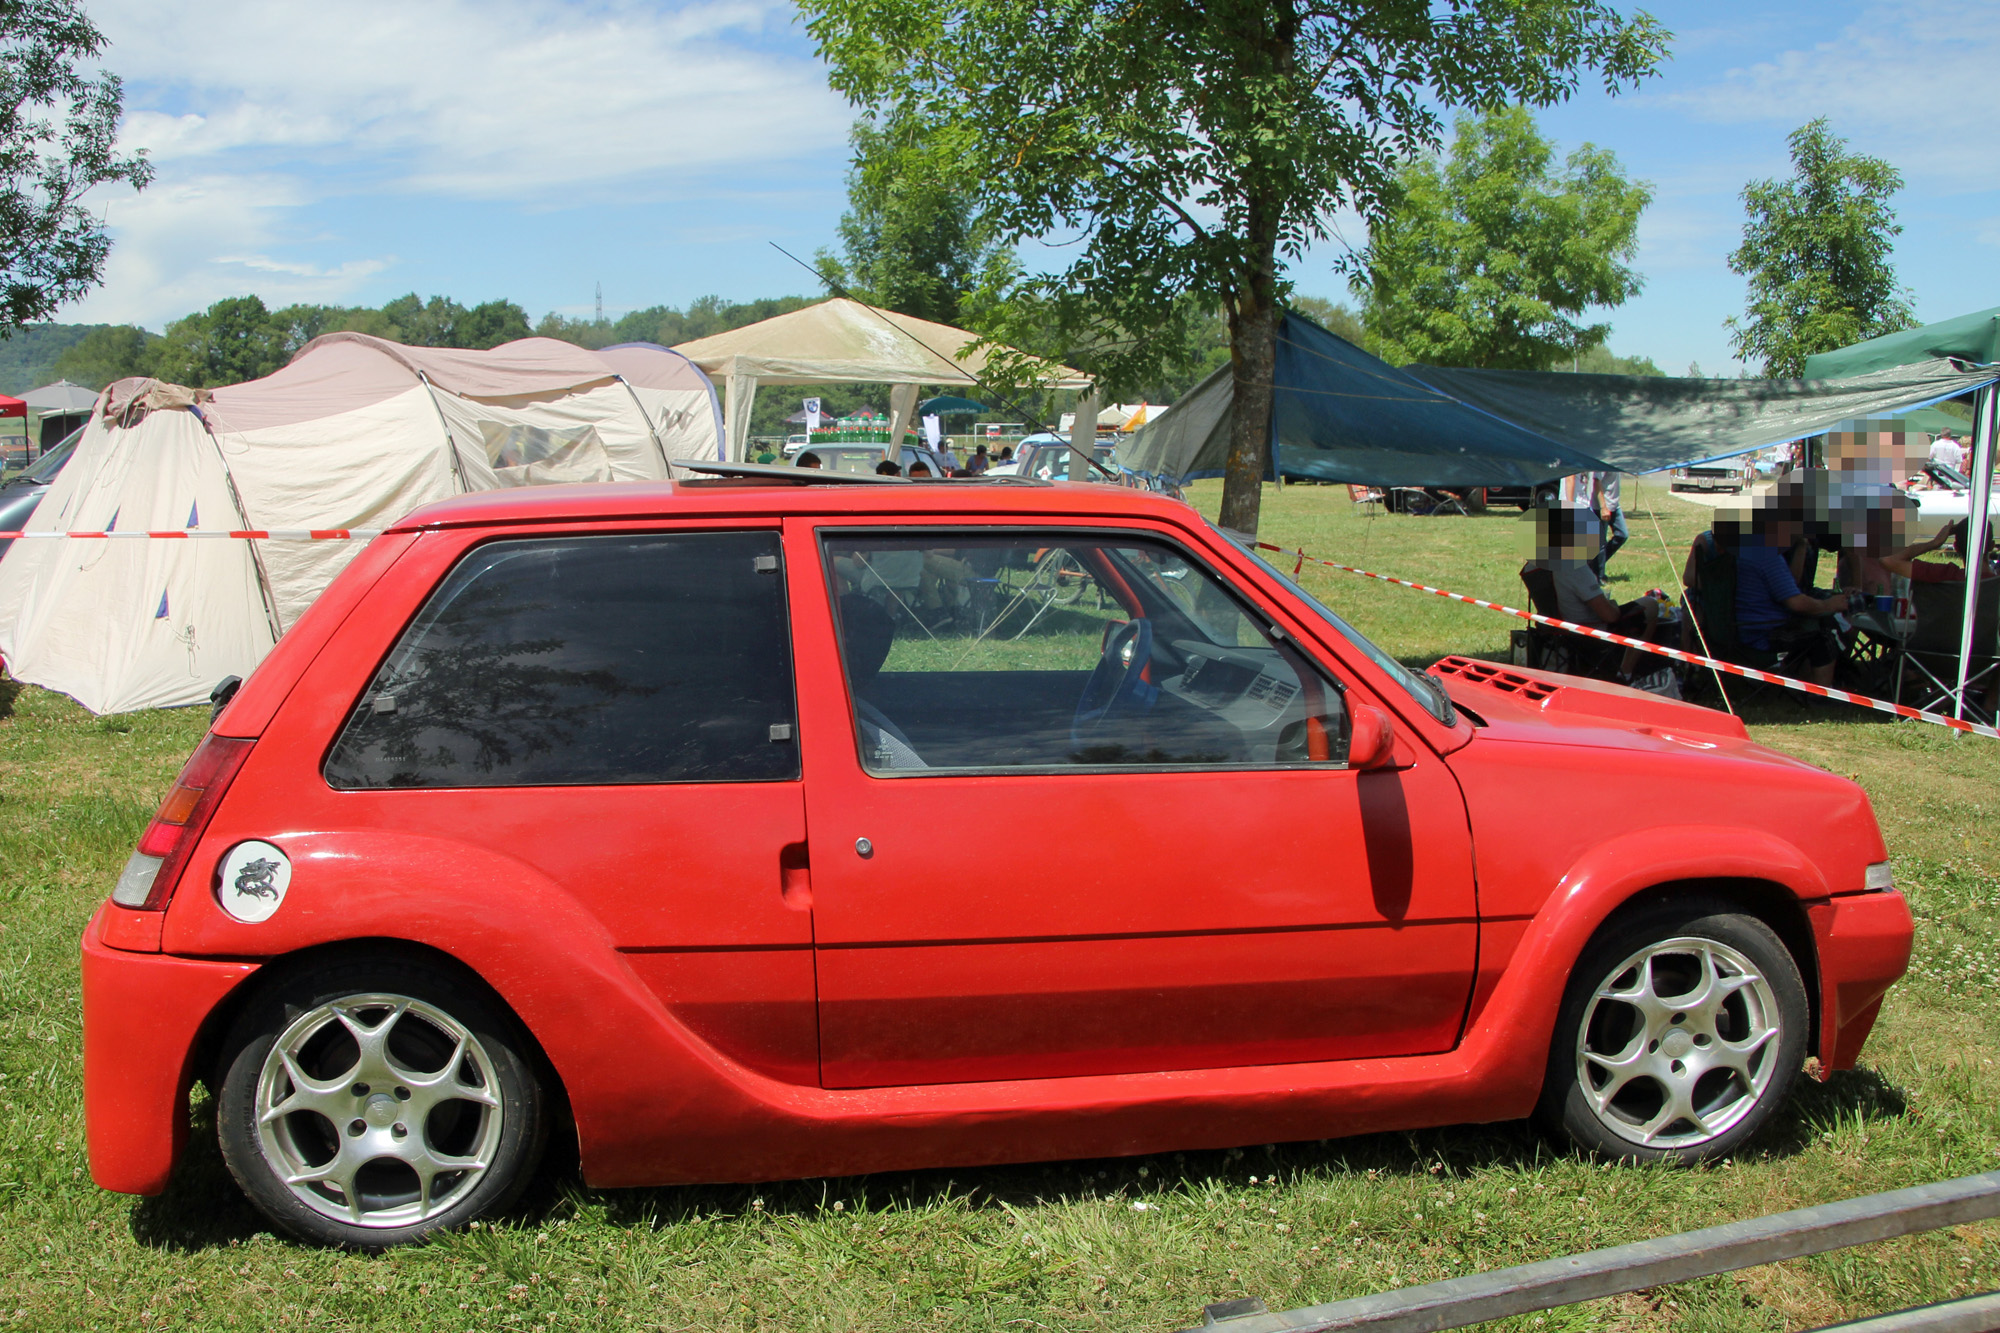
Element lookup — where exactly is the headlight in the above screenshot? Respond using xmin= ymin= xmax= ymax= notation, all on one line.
xmin=1864 ymin=862 xmax=1894 ymax=892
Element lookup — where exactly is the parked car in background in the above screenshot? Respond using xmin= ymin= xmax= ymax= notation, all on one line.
xmin=1670 ymin=459 xmax=1756 ymax=493
xmin=0 ymin=434 xmax=78 ymax=557
xmin=794 ymin=443 xmax=955 ymax=476
xmin=782 ymin=435 xmax=810 ymax=456
xmin=85 ymin=467 xmax=1911 ymax=1248
xmin=987 ymin=437 xmax=1121 ymax=483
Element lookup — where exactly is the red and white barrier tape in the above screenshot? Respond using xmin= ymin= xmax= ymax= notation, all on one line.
xmin=1256 ymin=542 xmax=2000 ymax=741
xmin=0 ymin=528 xmax=382 ymax=540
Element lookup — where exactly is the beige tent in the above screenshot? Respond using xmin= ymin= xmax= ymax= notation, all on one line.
xmin=0 ymin=335 xmax=721 ymax=714
xmin=673 ymin=297 xmax=1093 ymax=459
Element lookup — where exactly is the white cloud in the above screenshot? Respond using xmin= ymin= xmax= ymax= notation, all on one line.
xmin=1653 ymin=0 xmax=2000 ymax=192
xmin=97 ymin=0 xmax=850 ymax=199
xmin=64 ymin=0 xmax=854 ymax=325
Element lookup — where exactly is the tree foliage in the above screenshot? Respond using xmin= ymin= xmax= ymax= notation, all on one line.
xmin=1726 ymin=118 xmax=1915 ymax=378
xmin=0 ymin=0 xmax=151 ymax=332
xmin=816 ymin=111 xmax=1014 ymax=328
xmin=1355 ymin=106 xmax=1649 ymax=371
xmin=800 ymin=0 xmax=1667 ymax=532
xmin=50 ymin=320 xmax=154 ymax=387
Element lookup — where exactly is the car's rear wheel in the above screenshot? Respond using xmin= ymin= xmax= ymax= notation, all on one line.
xmin=216 ymin=957 xmax=545 ymax=1248
xmin=1538 ymin=902 xmax=1807 ymax=1164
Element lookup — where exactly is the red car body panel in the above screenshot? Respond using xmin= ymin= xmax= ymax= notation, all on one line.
xmin=82 ymin=481 xmax=1914 ymax=1195
xmin=82 ymin=908 xmax=258 ymax=1194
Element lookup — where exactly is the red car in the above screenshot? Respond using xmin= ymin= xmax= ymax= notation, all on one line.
xmin=83 ymin=469 xmax=1912 ymax=1248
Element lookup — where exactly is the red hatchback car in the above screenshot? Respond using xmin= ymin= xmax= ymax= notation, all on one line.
xmin=84 ymin=470 xmax=1912 ymax=1248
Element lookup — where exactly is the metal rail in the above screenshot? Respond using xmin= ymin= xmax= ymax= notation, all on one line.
xmin=1182 ymin=1171 xmax=2000 ymax=1333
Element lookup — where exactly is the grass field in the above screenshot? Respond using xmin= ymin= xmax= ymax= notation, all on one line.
xmin=4 ymin=477 xmax=1999 ymax=1331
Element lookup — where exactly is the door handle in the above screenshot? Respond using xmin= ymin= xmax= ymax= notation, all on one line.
xmin=780 ymin=842 xmax=811 ymax=911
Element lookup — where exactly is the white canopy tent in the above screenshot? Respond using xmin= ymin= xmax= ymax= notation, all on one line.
xmin=672 ymin=297 xmax=1093 ymax=459
xmin=0 ymin=335 xmax=721 ymax=714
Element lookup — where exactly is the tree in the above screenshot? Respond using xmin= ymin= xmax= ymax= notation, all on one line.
xmin=379 ymin=294 xmax=531 ymax=349
xmin=800 ymin=0 xmax=1667 ymax=533
xmin=1726 ymin=119 xmax=1915 ymax=378
xmin=51 ymin=321 xmax=156 ymax=387
xmin=151 ymin=296 xmax=289 ymax=388
xmin=816 ymin=111 xmax=1014 ymax=327
xmin=0 ymin=0 xmax=152 ymax=332
xmin=1288 ymin=296 xmax=1371 ymax=350
xmin=1355 ymin=106 xmax=1649 ymax=371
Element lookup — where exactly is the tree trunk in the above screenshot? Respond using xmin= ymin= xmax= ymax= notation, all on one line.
xmin=1218 ymin=251 xmax=1281 ymax=537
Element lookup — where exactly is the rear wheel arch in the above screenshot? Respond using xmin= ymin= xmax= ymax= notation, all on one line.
xmin=195 ymin=938 xmax=571 ymax=1111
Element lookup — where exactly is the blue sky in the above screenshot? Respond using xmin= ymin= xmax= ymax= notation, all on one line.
xmin=67 ymin=0 xmax=2000 ymax=377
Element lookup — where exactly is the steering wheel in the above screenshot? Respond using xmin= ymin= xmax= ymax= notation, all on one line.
xmin=1072 ymin=618 xmax=1158 ymax=747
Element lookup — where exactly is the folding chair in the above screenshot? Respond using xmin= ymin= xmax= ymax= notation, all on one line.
xmin=1894 ymin=579 xmax=2000 ymax=722
xmin=1519 ymin=564 xmax=1620 ymax=679
xmin=1346 ymin=484 xmax=1383 ymax=515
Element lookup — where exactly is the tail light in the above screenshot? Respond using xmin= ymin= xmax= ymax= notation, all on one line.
xmin=111 ymin=735 xmax=255 ymax=910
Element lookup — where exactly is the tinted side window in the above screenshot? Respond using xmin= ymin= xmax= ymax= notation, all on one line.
xmin=325 ymin=532 xmax=796 ymax=788
xmin=823 ymin=532 xmax=1347 ymax=773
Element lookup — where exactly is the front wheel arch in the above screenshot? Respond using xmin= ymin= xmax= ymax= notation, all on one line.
xmin=1580 ymin=879 xmax=1822 ymax=1060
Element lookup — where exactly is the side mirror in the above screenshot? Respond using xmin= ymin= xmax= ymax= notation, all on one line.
xmin=1347 ymin=703 xmax=1397 ymax=770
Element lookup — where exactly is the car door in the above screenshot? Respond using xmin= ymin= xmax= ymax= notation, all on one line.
xmin=787 ymin=518 xmax=1478 ymax=1089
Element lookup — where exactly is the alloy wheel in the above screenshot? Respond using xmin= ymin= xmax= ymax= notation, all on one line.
xmin=253 ymin=993 xmax=504 ymax=1229
xmin=1573 ymin=936 xmax=1782 ymax=1150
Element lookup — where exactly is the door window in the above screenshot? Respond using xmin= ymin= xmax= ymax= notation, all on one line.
xmin=325 ymin=531 xmax=797 ymax=788
xmin=822 ymin=532 xmax=1347 ymax=772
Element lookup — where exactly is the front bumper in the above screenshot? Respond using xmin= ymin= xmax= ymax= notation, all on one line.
xmin=82 ymin=906 xmax=259 ymax=1195
xmin=1810 ymin=890 xmax=1914 ymax=1073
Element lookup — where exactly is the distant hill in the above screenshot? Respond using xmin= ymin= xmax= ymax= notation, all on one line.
xmin=0 ymin=324 xmax=102 ymax=396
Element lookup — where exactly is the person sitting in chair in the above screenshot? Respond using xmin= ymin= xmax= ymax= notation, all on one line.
xmin=1881 ymin=519 xmax=1997 ymax=585
xmin=1524 ymin=504 xmax=1661 ymax=682
xmin=837 ymin=593 xmax=926 ymax=770
xmin=1735 ymin=516 xmax=1848 ymax=688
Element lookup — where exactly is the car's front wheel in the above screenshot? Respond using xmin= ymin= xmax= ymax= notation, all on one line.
xmin=1538 ymin=901 xmax=1808 ymax=1164
xmin=216 ymin=956 xmax=546 ymax=1248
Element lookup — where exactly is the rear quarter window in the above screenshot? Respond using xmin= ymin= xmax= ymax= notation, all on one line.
xmin=323 ymin=531 xmax=797 ymax=788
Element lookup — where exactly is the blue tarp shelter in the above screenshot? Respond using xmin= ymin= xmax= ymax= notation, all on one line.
xmin=1119 ymin=312 xmax=1612 ymax=489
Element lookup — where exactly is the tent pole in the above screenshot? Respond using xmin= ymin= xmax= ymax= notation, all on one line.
xmin=725 ymin=372 xmax=758 ymax=462
xmin=612 ymin=374 xmax=673 ymax=474
xmin=1950 ymin=383 xmax=1996 ymax=720
xmin=188 ymin=406 xmax=287 ymax=644
xmin=417 ymin=372 xmax=471 ymax=493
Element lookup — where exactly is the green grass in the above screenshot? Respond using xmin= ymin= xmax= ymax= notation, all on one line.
xmin=4 ymin=480 xmax=2000 ymax=1331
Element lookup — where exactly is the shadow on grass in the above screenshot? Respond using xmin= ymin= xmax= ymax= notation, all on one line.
xmin=128 ymin=1097 xmax=266 ymax=1252
xmin=0 ymin=676 xmax=22 ymax=723
xmin=584 ymin=1118 xmax=1571 ymax=1232
xmin=121 ymin=1065 xmax=1916 ymax=1249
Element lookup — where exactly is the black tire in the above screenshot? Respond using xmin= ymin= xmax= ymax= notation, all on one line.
xmin=1536 ymin=900 xmax=1808 ymax=1164
xmin=216 ymin=955 xmax=546 ymax=1249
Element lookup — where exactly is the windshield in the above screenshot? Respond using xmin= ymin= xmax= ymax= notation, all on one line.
xmin=1224 ymin=531 xmax=1457 ymax=726
xmin=19 ymin=435 xmax=77 ymax=484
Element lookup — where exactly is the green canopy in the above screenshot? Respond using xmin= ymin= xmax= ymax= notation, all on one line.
xmin=1402 ymin=359 xmax=1998 ymax=473
xmin=1803 ymin=307 xmax=2000 ymax=380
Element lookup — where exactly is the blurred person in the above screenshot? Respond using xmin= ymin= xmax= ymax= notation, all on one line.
xmin=1736 ymin=515 xmax=1849 ymax=689
xmin=1929 ymin=432 xmax=1967 ymax=472
xmin=1524 ymin=505 xmax=1661 ymax=682
xmin=1881 ymin=519 xmax=1998 ymax=585
xmin=908 ymin=461 xmax=934 ymax=478
xmin=876 ymin=459 xmax=902 ymax=476
xmin=1586 ymin=470 xmax=1627 ymax=580
xmin=796 ymin=452 xmax=824 ymax=470
xmin=968 ymin=443 xmax=991 ymax=474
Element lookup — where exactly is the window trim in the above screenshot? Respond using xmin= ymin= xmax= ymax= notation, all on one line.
xmin=815 ymin=524 xmax=1358 ymax=780
xmin=320 ymin=527 xmax=802 ymax=792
